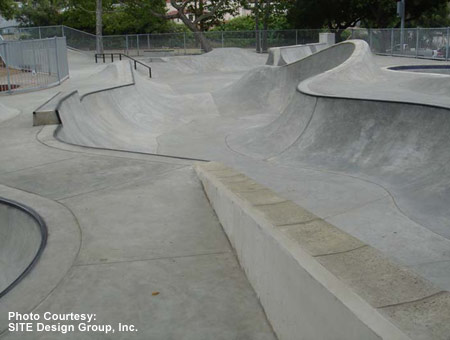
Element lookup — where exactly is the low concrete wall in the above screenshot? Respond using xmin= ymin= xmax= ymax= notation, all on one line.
xmin=195 ymin=162 xmax=450 ymax=340
xmin=266 ymin=33 xmax=335 ymax=66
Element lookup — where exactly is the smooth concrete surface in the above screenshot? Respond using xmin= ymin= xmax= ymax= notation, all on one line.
xmin=0 ymin=51 xmax=276 ymax=339
xmin=266 ymin=33 xmax=334 ymax=66
xmin=2 ymin=39 xmax=450 ymax=339
xmin=50 ymin=42 xmax=450 ymax=293
xmin=196 ymin=162 xmax=450 ymax=340
xmin=0 ymin=200 xmax=42 ymax=295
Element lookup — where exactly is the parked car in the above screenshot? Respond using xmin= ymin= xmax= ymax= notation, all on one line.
xmin=432 ymin=47 xmax=446 ymax=58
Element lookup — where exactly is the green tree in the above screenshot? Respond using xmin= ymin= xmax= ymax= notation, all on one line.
xmin=0 ymin=0 xmax=17 ymax=19
xmin=149 ymin=0 xmax=238 ymax=52
xmin=238 ymin=0 xmax=291 ymax=51
xmin=16 ymin=0 xmax=66 ymax=26
xmin=287 ymin=0 xmax=449 ymax=37
xmin=15 ymin=0 xmax=169 ymax=34
xmin=212 ymin=14 xmax=291 ymax=31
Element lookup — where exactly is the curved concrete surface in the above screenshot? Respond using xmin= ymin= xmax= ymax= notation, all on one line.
xmin=196 ymin=162 xmax=450 ymax=340
xmin=51 ymin=42 xmax=450 ymax=297
xmin=0 ymin=197 xmax=47 ymax=298
xmin=266 ymin=42 xmax=329 ymax=66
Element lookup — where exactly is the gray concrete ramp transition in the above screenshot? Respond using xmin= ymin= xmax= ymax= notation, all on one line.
xmin=6 ymin=39 xmax=450 ymax=339
xmin=0 ymin=198 xmax=46 ymax=297
xmin=53 ymin=42 xmax=450 ymax=294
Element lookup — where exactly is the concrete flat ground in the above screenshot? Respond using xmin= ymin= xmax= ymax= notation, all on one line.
xmin=2 ymin=42 xmax=450 ymax=339
xmin=0 ymin=52 xmax=275 ymax=339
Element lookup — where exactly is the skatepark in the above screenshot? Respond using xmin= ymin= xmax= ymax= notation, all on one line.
xmin=2 ymin=31 xmax=450 ymax=339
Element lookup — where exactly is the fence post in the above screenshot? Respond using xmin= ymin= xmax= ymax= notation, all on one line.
xmin=3 ymin=44 xmax=11 ymax=94
xmin=391 ymin=28 xmax=394 ymax=56
xmin=38 ymin=27 xmax=41 ymax=39
xmin=295 ymin=29 xmax=298 ymax=45
xmin=368 ymin=28 xmax=372 ymax=50
xmin=137 ymin=35 xmax=140 ymax=56
xmin=147 ymin=34 xmax=150 ymax=49
xmin=32 ymin=40 xmax=37 ymax=77
xmin=446 ymin=27 xmax=449 ymax=61
xmin=183 ymin=32 xmax=186 ymax=55
xmin=54 ymin=38 xmax=61 ymax=83
xmin=46 ymin=41 xmax=51 ymax=74
xmin=221 ymin=31 xmax=224 ymax=48
xmin=61 ymin=25 xmax=65 ymax=37
xmin=126 ymin=35 xmax=129 ymax=55
xmin=416 ymin=27 xmax=419 ymax=58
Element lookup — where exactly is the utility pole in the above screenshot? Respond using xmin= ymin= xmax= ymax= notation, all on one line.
xmin=96 ymin=0 xmax=103 ymax=54
xmin=255 ymin=0 xmax=260 ymax=53
xmin=397 ymin=0 xmax=405 ymax=53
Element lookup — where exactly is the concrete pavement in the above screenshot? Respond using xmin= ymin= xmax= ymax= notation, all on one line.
xmin=3 ymin=40 xmax=450 ymax=339
xmin=0 ymin=52 xmax=276 ymax=339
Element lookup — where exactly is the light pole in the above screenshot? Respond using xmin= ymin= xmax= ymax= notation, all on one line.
xmin=397 ymin=0 xmax=405 ymax=53
xmin=96 ymin=0 xmax=103 ymax=54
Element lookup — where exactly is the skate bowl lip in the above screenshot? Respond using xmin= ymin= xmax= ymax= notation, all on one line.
xmin=0 ymin=197 xmax=48 ymax=299
xmin=297 ymin=40 xmax=450 ymax=110
xmin=387 ymin=64 xmax=450 ymax=75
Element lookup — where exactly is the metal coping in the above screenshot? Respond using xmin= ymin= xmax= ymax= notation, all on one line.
xmin=389 ymin=64 xmax=450 ymax=70
xmin=0 ymin=197 xmax=48 ymax=299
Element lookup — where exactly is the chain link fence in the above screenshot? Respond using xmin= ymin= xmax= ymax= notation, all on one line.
xmin=3 ymin=25 xmax=449 ymax=60
xmin=0 ymin=25 xmax=326 ymax=56
xmin=350 ymin=27 xmax=450 ymax=60
xmin=0 ymin=37 xmax=69 ymax=94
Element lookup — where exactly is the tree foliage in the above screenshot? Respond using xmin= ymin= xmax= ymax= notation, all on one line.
xmin=287 ymin=0 xmax=449 ymax=30
xmin=67 ymin=0 xmax=170 ymax=34
xmin=16 ymin=0 xmax=66 ymax=26
xmin=15 ymin=0 xmax=171 ymax=34
xmin=0 ymin=0 xmax=17 ymax=19
xmin=212 ymin=14 xmax=291 ymax=31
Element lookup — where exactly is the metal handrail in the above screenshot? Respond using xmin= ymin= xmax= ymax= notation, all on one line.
xmin=95 ymin=53 xmax=152 ymax=78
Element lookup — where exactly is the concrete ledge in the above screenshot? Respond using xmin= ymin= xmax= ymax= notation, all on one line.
xmin=33 ymin=92 xmax=63 ymax=126
xmin=195 ymin=162 xmax=450 ymax=340
xmin=266 ymin=33 xmax=335 ymax=66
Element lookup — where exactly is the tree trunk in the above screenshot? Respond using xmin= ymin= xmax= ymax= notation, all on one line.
xmin=96 ymin=0 xmax=103 ymax=54
xmin=180 ymin=15 xmax=212 ymax=52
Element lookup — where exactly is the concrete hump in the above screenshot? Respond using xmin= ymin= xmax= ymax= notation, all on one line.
xmin=195 ymin=161 xmax=450 ymax=340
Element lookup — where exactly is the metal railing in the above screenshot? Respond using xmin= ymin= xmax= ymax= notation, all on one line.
xmin=0 ymin=37 xmax=69 ymax=94
xmin=350 ymin=27 xmax=450 ymax=60
xmin=95 ymin=53 xmax=152 ymax=77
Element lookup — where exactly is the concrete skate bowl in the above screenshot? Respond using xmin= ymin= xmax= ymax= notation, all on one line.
xmin=227 ymin=40 xmax=450 ymax=241
xmin=224 ymin=41 xmax=358 ymax=157
xmin=154 ymin=48 xmax=267 ymax=76
xmin=54 ymin=40 xmax=450 ymax=242
xmin=0 ymin=198 xmax=47 ymax=298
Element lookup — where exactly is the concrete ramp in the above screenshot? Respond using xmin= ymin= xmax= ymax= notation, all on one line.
xmin=56 ymin=68 xmax=220 ymax=153
xmin=225 ymin=42 xmax=355 ymax=157
xmin=266 ymin=42 xmax=329 ymax=66
xmin=0 ymin=198 xmax=46 ymax=297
